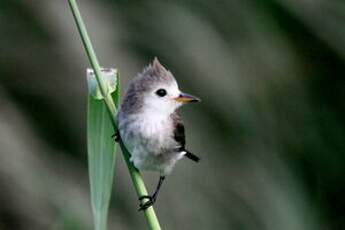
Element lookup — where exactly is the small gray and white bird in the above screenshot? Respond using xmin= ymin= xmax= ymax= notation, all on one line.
xmin=116 ymin=58 xmax=200 ymax=210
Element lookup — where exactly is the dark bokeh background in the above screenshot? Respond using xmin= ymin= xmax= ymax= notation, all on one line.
xmin=0 ymin=0 xmax=344 ymax=229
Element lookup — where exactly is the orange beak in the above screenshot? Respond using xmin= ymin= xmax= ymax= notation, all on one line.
xmin=174 ymin=93 xmax=201 ymax=103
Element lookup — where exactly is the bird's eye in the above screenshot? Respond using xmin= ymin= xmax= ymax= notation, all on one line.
xmin=155 ymin=88 xmax=167 ymax=97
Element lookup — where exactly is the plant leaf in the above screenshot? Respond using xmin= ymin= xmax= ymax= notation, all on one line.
xmin=87 ymin=68 xmax=119 ymax=230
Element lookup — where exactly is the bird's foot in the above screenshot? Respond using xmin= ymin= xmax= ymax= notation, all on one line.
xmin=138 ymin=195 xmax=156 ymax=211
xmin=111 ymin=130 xmax=120 ymax=142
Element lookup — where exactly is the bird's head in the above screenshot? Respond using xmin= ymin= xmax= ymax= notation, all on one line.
xmin=122 ymin=58 xmax=200 ymax=116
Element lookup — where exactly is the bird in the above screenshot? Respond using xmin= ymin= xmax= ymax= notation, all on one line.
xmin=115 ymin=57 xmax=200 ymax=210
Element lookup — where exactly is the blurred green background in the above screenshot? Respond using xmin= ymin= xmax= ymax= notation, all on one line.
xmin=0 ymin=0 xmax=344 ymax=229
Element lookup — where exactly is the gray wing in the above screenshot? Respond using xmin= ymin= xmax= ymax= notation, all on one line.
xmin=171 ymin=112 xmax=186 ymax=149
xmin=171 ymin=112 xmax=200 ymax=162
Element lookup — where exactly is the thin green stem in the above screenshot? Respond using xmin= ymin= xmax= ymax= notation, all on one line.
xmin=68 ymin=1 xmax=161 ymax=229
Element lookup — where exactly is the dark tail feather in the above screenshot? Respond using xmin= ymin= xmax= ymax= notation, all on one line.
xmin=184 ymin=150 xmax=200 ymax=162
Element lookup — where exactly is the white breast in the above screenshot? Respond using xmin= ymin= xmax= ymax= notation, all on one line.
xmin=118 ymin=112 xmax=182 ymax=175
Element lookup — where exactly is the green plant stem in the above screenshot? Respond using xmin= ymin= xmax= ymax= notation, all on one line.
xmin=68 ymin=1 xmax=161 ymax=229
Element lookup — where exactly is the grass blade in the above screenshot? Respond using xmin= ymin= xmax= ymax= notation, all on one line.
xmin=68 ymin=1 xmax=162 ymax=229
xmin=87 ymin=68 xmax=119 ymax=230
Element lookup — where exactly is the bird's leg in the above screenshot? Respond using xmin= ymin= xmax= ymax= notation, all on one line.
xmin=138 ymin=176 xmax=165 ymax=211
xmin=111 ymin=129 xmax=120 ymax=142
